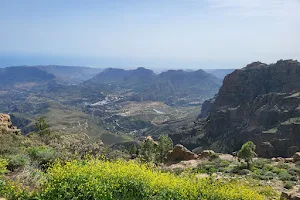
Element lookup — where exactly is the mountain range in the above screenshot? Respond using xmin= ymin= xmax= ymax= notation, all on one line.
xmin=85 ymin=67 xmax=221 ymax=105
xmin=0 ymin=65 xmax=224 ymax=146
xmin=154 ymin=60 xmax=300 ymax=158
xmin=1 ymin=60 xmax=300 ymax=158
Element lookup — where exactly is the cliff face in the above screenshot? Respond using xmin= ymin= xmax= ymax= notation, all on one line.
xmin=200 ymin=60 xmax=300 ymax=157
xmin=0 ymin=113 xmax=21 ymax=135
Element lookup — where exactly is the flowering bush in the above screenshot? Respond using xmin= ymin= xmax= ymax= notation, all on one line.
xmin=36 ymin=159 xmax=267 ymax=200
xmin=0 ymin=159 xmax=30 ymax=199
xmin=0 ymin=159 xmax=7 ymax=176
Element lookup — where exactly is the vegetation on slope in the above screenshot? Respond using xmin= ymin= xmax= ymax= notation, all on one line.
xmin=0 ymin=115 xmax=281 ymax=200
xmin=0 ymin=158 xmax=273 ymax=200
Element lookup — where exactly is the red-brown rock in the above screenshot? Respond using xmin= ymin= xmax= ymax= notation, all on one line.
xmin=167 ymin=144 xmax=198 ymax=162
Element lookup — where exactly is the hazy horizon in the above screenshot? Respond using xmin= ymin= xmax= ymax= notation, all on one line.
xmin=1 ymin=0 xmax=299 ymax=69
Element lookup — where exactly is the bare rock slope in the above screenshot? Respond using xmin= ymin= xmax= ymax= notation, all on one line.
xmin=199 ymin=60 xmax=300 ymax=157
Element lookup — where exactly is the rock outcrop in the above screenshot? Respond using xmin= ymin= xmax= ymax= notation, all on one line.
xmin=199 ymin=60 xmax=300 ymax=157
xmin=293 ymin=152 xmax=300 ymax=162
xmin=281 ymin=190 xmax=300 ymax=200
xmin=0 ymin=113 xmax=21 ymax=135
xmin=167 ymin=144 xmax=198 ymax=162
xmin=198 ymin=150 xmax=216 ymax=159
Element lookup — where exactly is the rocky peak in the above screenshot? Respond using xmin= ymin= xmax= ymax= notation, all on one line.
xmin=243 ymin=61 xmax=267 ymax=70
xmin=199 ymin=60 xmax=300 ymax=157
xmin=210 ymin=59 xmax=300 ymax=110
xmin=0 ymin=113 xmax=21 ymax=135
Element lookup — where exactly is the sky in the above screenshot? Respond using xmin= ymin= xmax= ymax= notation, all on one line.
xmin=0 ymin=0 xmax=300 ymax=69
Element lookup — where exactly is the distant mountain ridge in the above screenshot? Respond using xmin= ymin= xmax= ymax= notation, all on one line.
xmin=0 ymin=65 xmax=222 ymax=146
xmin=85 ymin=67 xmax=222 ymax=105
xmin=94 ymin=67 xmax=155 ymax=83
xmin=0 ymin=66 xmax=55 ymax=86
xmin=1 ymin=65 xmax=103 ymax=84
xmin=35 ymin=65 xmax=103 ymax=84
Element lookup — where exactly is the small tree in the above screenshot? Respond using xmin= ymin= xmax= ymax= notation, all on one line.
xmin=157 ymin=135 xmax=173 ymax=163
xmin=129 ymin=144 xmax=138 ymax=155
xmin=238 ymin=141 xmax=257 ymax=169
xmin=35 ymin=117 xmax=50 ymax=135
xmin=141 ymin=136 xmax=157 ymax=162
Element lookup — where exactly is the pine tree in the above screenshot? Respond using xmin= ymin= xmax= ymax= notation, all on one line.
xmin=157 ymin=135 xmax=173 ymax=163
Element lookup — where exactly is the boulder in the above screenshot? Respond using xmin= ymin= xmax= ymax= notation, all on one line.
xmin=167 ymin=144 xmax=198 ymax=162
xmin=281 ymin=189 xmax=300 ymax=200
xmin=293 ymin=152 xmax=300 ymax=162
xmin=272 ymin=157 xmax=285 ymax=162
xmin=284 ymin=158 xmax=294 ymax=163
xmin=291 ymin=193 xmax=300 ymax=200
xmin=281 ymin=191 xmax=292 ymax=200
xmin=192 ymin=146 xmax=203 ymax=154
xmin=198 ymin=150 xmax=216 ymax=159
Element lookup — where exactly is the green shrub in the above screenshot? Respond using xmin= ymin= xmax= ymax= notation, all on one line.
xmin=252 ymin=169 xmax=276 ymax=180
xmin=284 ymin=181 xmax=294 ymax=189
xmin=194 ymin=159 xmax=230 ymax=174
xmin=262 ymin=164 xmax=274 ymax=172
xmin=0 ymin=159 xmax=8 ymax=176
xmin=0 ymin=159 xmax=7 ymax=197
xmin=276 ymin=161 xmax=290 ymax=169
xmin=238 ymin=169 xmax=251 ymax=175
xmin=278 ymin=170 xmax=293 ymax=181
xmin=287 ymin=167 xmax=300 ymax=176
xmin=172 ymin=168 xmax=185 ymax=175
xmin=7 ymin=154 xmax=30 ymax=171
xmin=271 ymin=167 xmax=286 ymax=174
xmin=227 ymin=163 xmax=248 ymax=174
xmin=209 ymin=153 xmax=220 ymax=160
xmin=0 ymin=179 xmax=30 ymax=200
xmin=0 ymin=134 xmax=23 ymax=155
xmin=27 ymin=146 xmax=57 ymax=167
xmin=257 ymin=186 xmax=278 ymax=198
xmin=34 ymin=159 xmax=269 ymax=200
xmin=252 ymin=158 xmax=270 ymax=169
